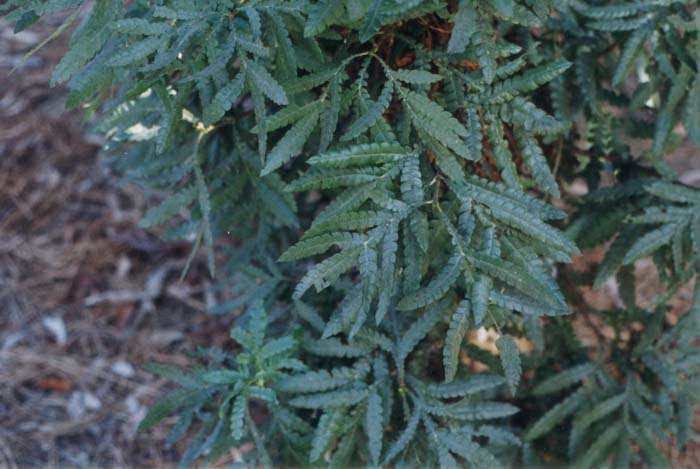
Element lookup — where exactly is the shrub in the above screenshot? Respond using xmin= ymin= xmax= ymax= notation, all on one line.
xmin=4 ymin=1 xmax=700 ymax=467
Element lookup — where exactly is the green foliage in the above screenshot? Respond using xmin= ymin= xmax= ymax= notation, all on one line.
xmin=496 ymin=335 xmax=521 ymax=396
xmin=6 ymin=0 xmax=700 ymax=466
xmin=137 ymin=302 xmax=300 ymax=467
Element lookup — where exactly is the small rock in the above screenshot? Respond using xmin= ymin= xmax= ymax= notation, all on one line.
xmin=42 ymin=316 xmax=67 ymax=345
xmin=126 ymin=395 xmax=145 ymax=418
xmin=1 ymin=332 xmax=24 ymax=351
xmin=67 ymin=391 xmax=102 ymax=419
xmin=125 ymin=395 xmax=147 ymax=435
xmin=116 ymin=255 xmax=132 ymax=279
xmin=111 ymin=360 xmax=135 ymax=378
xmin=84 ymin=392 xmax=101 ymax=410
xmin=150 ymin=330 xmax=184 ymax=346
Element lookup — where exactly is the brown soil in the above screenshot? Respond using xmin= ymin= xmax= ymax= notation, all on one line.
xmin=0 ymin=15 xmax=233 ymax=468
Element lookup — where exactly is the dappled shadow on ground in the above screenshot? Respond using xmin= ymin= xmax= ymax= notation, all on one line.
xmin=0 ymin=17 xmax=234 ymax=468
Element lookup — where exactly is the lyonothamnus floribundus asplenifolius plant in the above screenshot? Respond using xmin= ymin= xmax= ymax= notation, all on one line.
xmin=4 ymin=1 xmax=700 ymax=466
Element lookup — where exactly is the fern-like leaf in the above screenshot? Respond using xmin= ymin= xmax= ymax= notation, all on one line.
xmin=443 ymin=299 xmax=470 ymax=382
xmin=496 ymin=335 xmax=521 ymax=395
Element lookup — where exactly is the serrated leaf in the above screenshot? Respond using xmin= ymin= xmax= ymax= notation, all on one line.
xmin=641 ymin=352 xmax=678 ymax=393
xmin=443 ymin=299 xmax=470 ymax=382
xmin=235 ymin=34 xmax=269 ymax=57
xmin=428 ymin=375 xmax=506 ymax=398
xmin=485 ymin=116 xmax=520 ymax=188
xmin=589 ymin=15 xmax=653 ymax=32
xmin=474 ymin=28 xmax=497 ymax=84
xmin=304 ymin=210 xmax=387 ymax=238
xmin=645 ymin=181 xmax=700 ymax=204
xmin=112 ymin=18 xmax=170 ymax=35
xmin=398 ymin=296 xmax=450 ymax=362
xmin=376 ymin=220 xmax=399 ymax=325
xmin=576 ymin=421 xmax=623 ymax=469
xmin=359 ymin=0 xmax=385 ymax=42
xmin=246 ymin=59 xmax=288 ymax=106
xmin=366 ymin=391 xmax=383 ymax=464
xmin=515 ymin=129 xmax=559 ymax=198
xmin=267 ymin=13 xmax=297 ymax=78
xmin=314 ymin=183 xmax=373 ymax=224
xmin=447 ymin=0 xmax=477 ymax=53
xmin=488 ymin=58 xmax=572 ymax=104
xmin=203 ymin=73 xmax=246 ymax=125
xmin=438 ymin=430 xmax=499 ymax=467
xmin=251 ymin=101 xmax=323 ymax=134
xmin=304 ymin=338 xmax=370 ymax=357
xmin=532 ymin=363 xmax=597 ymax=396
xmin=524 ymin=388 xmax=588 ymax=441
xmin=509 ymin=98 xmax=568 ymax=135
xmin=52 ymin=0 xmax=123 ymax=84
xmin=194 ymin=164 xmax=215 ymax=277
xmin=290 ymin=168 xmax=390 ymax=194
xmin=403 ymin=90 xmax=475 ymax=161
xmin=319 ymin=74 xmax=342 ymax=152
xmin=248 ymin=386 xmax=276 ymax=403
xmin=594 ymin=226 xmax=641 ymax=287
xmin=627 ymin=423 xmax=668 ymax=469
xmin=260 ymin=335 xmax=297 ymax=360
xmin=304 ymin=0 xmax=344 ymax=37
xmin=491 ymin=0 xmax=514 ymax=18
xmin=382 ymin=407 xmax=421 ymax=464
xmin=451 ymin=176 xmax=566 ymax=221
xmin=342 ymin=80 xmax=393 ymax=141
xmin=687 ymin=73 xmax=700 ymax=148
xmin=393 ymin=69 xmax=442 ymax=84
xmin=612 ymin=26 xmax=648 ymax=86
xmin=143 ymin=363 xmax=201 ymax=388
xmin=623 ymin=223 xmax=679 ymax=265
xmin=570 ymin=393 xmax=625 ymax=454
xmin=471 ymin=274 xmax=491 ymax=325
xmin=628 ymin=393 xmax=664 ymax=438
xmin=108 ymin=36 xmax=163 ymax=67
xmin=261 ymin=109 xmax=320 ymax=175
xmin=294 ymin=246 xmax=363 ymax=299
xmin=465 ymin=107 xmax=483 ymax=160
xmin=64 ymin=48 xmax=115 ymax=109
xmin=280 ymin=232 xmax=365 ymax=262
xmin=420 ymin=129 xmax=467 ymax=184
xmin=580 ymin=3 xmax=650 ymax=19
xmin=141 ymin=186 xmax=196 ymax=228
xmin=426 ymin=400 xmax=519 ymax=420
xmin=434 ymin=432 xmax=460 ymax=468
xmin=278 ymin=363 xmax=369 ymax=393
xmin=138 ymin=389 xmax=194 ymax=432
xmin=310 ymin=410 xmax=344 ymax=462
xmin=230 ymin=394 xmax=246 ymax=440
xmin=201 ymin=370 xmax=245 ymax=384
xmin=652 ymin=65 xmax=692 ymax=157
xmin=307 ymin=142 xmax=411 ymax=168
xmin=284 ymin=67 xmax=337 ymax=95
xmin=496 ymin=335 xmax=521 ymax=395
xmin=249 ymin=71 xmax=268 ymax=157
xmin=397 ymin=253 xmax=463 ymax=310
xmin=289 ymin=386 xmax=369 ymax=409
xmin=468 ymin=252 xmax=564 ymax=310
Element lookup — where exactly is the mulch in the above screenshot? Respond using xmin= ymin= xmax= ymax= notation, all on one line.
xmin=0 ymin=15 xmax=234 ymax=468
